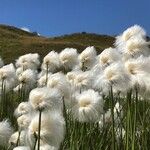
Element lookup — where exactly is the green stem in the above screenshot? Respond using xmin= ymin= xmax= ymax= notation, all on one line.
xmin=110 ymin=85 xmax=116 ymax=150
xmin=37 ymin=109 xmax=42 ymax=150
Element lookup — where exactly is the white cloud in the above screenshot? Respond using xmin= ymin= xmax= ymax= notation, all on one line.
xmin=21 ymin=27 xmax=30 ymax=32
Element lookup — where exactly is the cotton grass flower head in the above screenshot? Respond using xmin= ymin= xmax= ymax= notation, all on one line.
xmin=17 ymin=114 xmax=32 ymax=130
xmin=72 ymin=89 xmax=103 ymax=122
xmin=18 ymin=69 xmax=37 ymax=84
xmin=14 ymin=69 xmax=37 ymax=92
xmin=16 ymin=53 xmax=40 ymax=70
xmin=103 ymin=62 xmax=131 ymax=93
xmin=59 ymin=48 xmax=79 ymax=71
xmin=0 ymin=63 xmax=17 ymax=92
xmin=94 ymin=62 xmax=131 ymax=94
xmin=79 ymin=46 xmax=97 ymax=70
xmin=37 ymin=73 xmax=52 ymax=87
xmin=47 ymin=72 xmax=71 ymax=99
xmin=66 ymin=70 xmax=80 ymax=86
xmin=122 ymin=37 xmax=150 ymax=60
xmin=98 ymin=47 xmax=121 ymax=69
xmin=0 ymin=120 xmax=13 ymax=147
xmin=124 ymin=56 xmax=150 ymax=92
xmin=28 ymin=111 xmax=65 ymax=148
xmin=9 ymin=131 xmax=26 ymax=147
xmin=115 ymin=25 xmax=146 ymax=49
xmin=42 ymin=51 xmax=62 ymax=73
xmin=14 ymin=102 xmax=33 ymax=117
xmin=0 ymin=63 xmax=16 ymax=80
xmin=29 ymin=87 xmax=62 ymax=111
xmin=39 ymin=144 xmax=58 ymax=150
xmin=16 ymin=67 xmax=24 ymax=77
xmin=74 ymin=70 xmax=93 ymax=91
xmin=13 ymin=146 xmax=30 ymax=150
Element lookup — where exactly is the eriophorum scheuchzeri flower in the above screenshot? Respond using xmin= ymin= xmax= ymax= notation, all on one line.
xmin=14 ymin=69 xmax=37 ymax=92
xmin=15 ymin=53 xmax=40 ymax=70
xmin=9 ymin=131 xmax=26 ymax=148
xmin=79 ymin=46 xmax=97 ymax=70
xmin=73 ymin=70 xmax=94 ymax=92
xmin=98 ymin=47 xmax=121 ymax=69
xmin=71 ymin=89 xmax=103 ymax=122
xmin=122 ymin=37 xmax=150 ymax=60
xmin=47 ymin=72 xmax=71 ymax=107
xmin=29 ymin=87 xmax=62 ymax=111
xmin=59 ymin=48 xmax=79 ymax=71
xmin=124 ymin=56 xmax=150 ymax=95
xmin=0 ymin=120 xmax=13 ymax=147
xmin=27 ymin=111 xmax=65 ymax=149
xmin=94 ymin=62 xmax=131 ymax=95
xmin=42 ymin=51 xmax=62 ymax=73
xmin=13 ymin=146 xmax=30 ymax=150
xmin=115 ymin=25 xmax=146 ymax=50
xmin=14 ymin=102 xmax=33 ymax=117
xmin=0 ymin=63 xmax=17 ymax=93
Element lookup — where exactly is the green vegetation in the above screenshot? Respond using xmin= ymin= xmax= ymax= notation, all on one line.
xmin=0 ymin=24 xmax=114 ymax=63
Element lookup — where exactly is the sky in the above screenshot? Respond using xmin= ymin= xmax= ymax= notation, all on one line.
xmin=0 ymin=0 xmax=150 ymax=37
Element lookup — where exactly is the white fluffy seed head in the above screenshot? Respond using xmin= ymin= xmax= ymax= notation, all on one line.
xmin=79 ymin=46 xmax=97 ymax=70
xmin=18 ymin=69 xmax=37 ymax=84
xmin=0 ymin=63 xmax=16 ymax=80
xmin=28 ymin=111 xmax=65 ymax=148
xmin=15 ymin=102 xmax=33 ymax=117
xmin=16 ymin=53 xmax=40 ymax=70
xmin=42 ymin=51 xmax=62 ymax=73
xmin=125 ymin=56 xmax=150 ymax=75
xmin=29 ymin=87 xmax=62 ymax=111
xmin=123 ymin=38 xmax=150 ymax=59
xmin=39 ymin=144 xmax=58 ymax=150
xmin=72 ymin=89 xmax=103 ymax=122
xmin=17 ymin=114 xmax=32 ymax=129
xmin=74 ymin=71 xmax=93 ymax=90
xmin=13 ymin=146 xmax=30 ymax=150
xmin=9 ymin=131 xmax=26 ymax=146
xmin=47 ymin=72 xmax=70 ymax=99
xmin=115 ymin=25 xmax=146 ymax=49
xmin=122 ymin=25 xmax=146 ymax=42
xmin=98 ymin=47 xmax=121 ymax=68
xmin=37 ymin=73 xmax=52 ymax=87
xmin=0 ymin=120 xmax=13 ymax=146
xmin=103 ymin=62 xmax=131 ymax=93
xmin=59 ymin=48 xmax=79 ymax=70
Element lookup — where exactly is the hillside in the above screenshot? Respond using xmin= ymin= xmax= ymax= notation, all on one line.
xmin=0 ymin=24 xmax=115 ymax=64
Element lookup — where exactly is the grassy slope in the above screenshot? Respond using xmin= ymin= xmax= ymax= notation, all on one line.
xmin=0 ymin=24 xmax=115 ymax=64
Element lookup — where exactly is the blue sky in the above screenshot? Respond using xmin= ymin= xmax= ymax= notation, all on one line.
xmin=0 ymin=0 xmax=150 ymax=37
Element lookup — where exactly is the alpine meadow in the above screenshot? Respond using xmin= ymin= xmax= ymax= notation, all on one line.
xmin=0 ymin=25 xmax=150 ymax=150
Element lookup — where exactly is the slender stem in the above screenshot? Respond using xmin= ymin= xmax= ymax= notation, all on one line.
xmin=132 ymin=88 xmax=138 ymax=150
xmin=33 ymin=132 xmax=38 ymax=150
xmin=126 ymin=90 xmax=132 ymax=150
xmin=110 ymin=85 xmax=115 ymax=150
xmin=37 ymin=109 xmax=42 ymax=150
xmin=16 ymin=130 xmax=21 ymax=146
xmin=45 ymin=63 xmax=49 ymax=85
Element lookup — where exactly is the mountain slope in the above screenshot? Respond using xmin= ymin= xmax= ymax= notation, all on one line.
xmin=0 ymin=24 xmax=115 ymax=63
